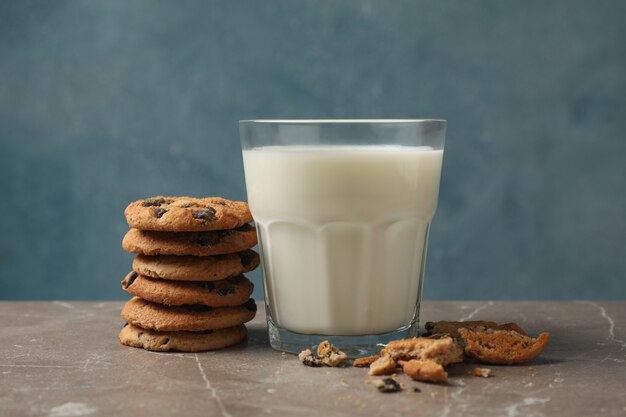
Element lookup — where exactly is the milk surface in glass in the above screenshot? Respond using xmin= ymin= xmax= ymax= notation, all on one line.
xmin=243 ymin=145 xmax=443 ymax=336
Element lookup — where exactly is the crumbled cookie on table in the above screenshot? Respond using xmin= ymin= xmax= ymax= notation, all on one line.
xmin=298 ymin=340 xmax=348 ymax=367
xmin=371 ymin=378 xmax=402 ymax=393
xmin=380 ymin=336 xmax=464 ymax=365
xmin=353 ymin=355 xmax=380 ymax=368
xmin=472 ymin=367 xmax=492 ymax=378
xmin=399 ymin=359 xmax=448 ymax=383
xmin=425 ymin=320 xmax=528 ymax=338
xmin=458 ymin=328 xmax=550 ymax=365
xmin=424 ymin=320 xmax=550 ymax=364
xmin=316 ymin=340 xmax=348 ymax=367
xmin=296 ymin=320 xmax=551 ymax=391
xmin=368 ymin=355 xmax=397 ymax=376
xmin=298 ymin=349 xmax=322 ymax=367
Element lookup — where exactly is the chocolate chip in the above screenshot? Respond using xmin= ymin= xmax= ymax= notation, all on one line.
xmin=215 ymin=201 xmax=229 ymax=206
xmin=217 ymin=286 xmax=236 ymax=296
xmin=238 ymin=251 xmax=253 ymax=268
xmin=141 ymin=197 xmax=170 ymax=207
xmin=192 ymin=207 xmax=217 ymax=222
xmin=243 ymin=299 xmax=257 ymax=311
xmin=196 ymin=233 xmax=219 ymax=246
xmin=201 ymin=282 xmax=215 ymax=292
xmin=185 ymin=304 xmax=213 ymax=312
xmin=153 ymin=207 xmax=167 ymax=218
xmin=413 ymin=387 xmax=421 ymax=393
xmin=234 ymin=223 xmax=252 ymax=232
xmin=376 ymin=378 xmax=402 ymax=393
xmin=301 ymin=354 xmax=322 ymax=367
xmin=123 ymin=272 xmax=138 ymax=289
xmin=180 ymin=202 xmax=197 ymax=208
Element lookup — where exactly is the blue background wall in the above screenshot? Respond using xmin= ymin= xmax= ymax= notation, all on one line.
xmin=1 ymin=0 xmax=624 ymax=300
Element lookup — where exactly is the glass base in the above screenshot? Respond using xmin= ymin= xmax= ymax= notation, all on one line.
xmin=267 ymin=317 xmax=420 ymax=357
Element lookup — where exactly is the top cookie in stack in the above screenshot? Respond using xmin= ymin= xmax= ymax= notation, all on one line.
xmin=118 ymin=196 xmax=260 ymax=353
xmin=124 ymin=196 xmax=252 ymax=232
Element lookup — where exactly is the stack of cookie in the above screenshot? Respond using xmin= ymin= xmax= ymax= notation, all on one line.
xmin=118 ymin=196 xmax=260 ymax=352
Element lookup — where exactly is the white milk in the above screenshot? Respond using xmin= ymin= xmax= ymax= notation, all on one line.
xmin=243 ymin=145 xmax=443 ymax=335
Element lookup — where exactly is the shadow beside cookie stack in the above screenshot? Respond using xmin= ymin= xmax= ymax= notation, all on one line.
xmin=118 ymin=196 xmax=259 ymax=352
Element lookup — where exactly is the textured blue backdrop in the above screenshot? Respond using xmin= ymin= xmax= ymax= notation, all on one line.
xmin=1 ymin=0 xmax=625 ymax=300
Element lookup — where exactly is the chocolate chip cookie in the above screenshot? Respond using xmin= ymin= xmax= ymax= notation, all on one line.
xmin=121 ymin=272 xmax=254 ymax=307
xmin=120 ymin=296 xmax=257 ymax=331
xmin=122 ymin=225 xmax=257 ymax=256
xmin=125 ymin=196 xmax=253 ymax=232
xmin=132 ymin=250 xmax=260 ymax=281
xmin=458 ymin=328 xmax=551 ymax=365
xmin=118 ymin=323 xmax=247 ymax=352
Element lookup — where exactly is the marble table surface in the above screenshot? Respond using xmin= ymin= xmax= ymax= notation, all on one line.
xmin=1 ymin=301 xmax=625 ymax=417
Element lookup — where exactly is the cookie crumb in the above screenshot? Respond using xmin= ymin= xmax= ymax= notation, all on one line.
xmin=381 ymin=336 xmax=464 ymax=365
xmin=400 ymin=359 xmax=448 ymax=383
xmin=353 ymin=355 xmax=380 ymax=367
xmin=299 ymin=341 xmax=347 ymax=367
xmin=413 ymin=387 xmax=422 ymax=393
xmin=368 ymin=355 xmax=397 ymax=376
xmin=372 ymin=378 xmax=402 ymax=393
xmin=316 ymin=340 xmax=348 ymax=367
xmin=316 ymin=340 xmax=333 ymax=357
xmin=472 ymin=367 xmax=492 ymax=378
xmin=298 ymin=349 xmax=322 ymax=367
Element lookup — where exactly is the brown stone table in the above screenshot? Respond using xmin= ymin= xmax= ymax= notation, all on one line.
xmin=1 ymin=301 xmax=625 ymax=417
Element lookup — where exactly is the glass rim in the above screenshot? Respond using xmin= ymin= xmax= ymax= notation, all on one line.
xmin=239 ymin=118 xmax=446 ymax=124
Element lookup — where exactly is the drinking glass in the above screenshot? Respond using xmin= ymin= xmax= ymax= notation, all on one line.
xmin=240 ymin=119 xmax=446 ymax=356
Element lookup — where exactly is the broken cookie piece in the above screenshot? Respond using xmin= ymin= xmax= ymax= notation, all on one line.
xmin=299 ymin=341 xmax=347 ymax=368
xmin=424 ymin=319 xmax=549 ymax=364
xmin=353 ymin=355 xmax=380 ymax=367
xmin=458 ymin=328 xmax=550 ymax=365
xmin=425 ymin=321 xmax=529 ymax=338
xmin=372 ymin=377 xmax=402 ymax=393
xmin=316 ymin=340 xmax=347 ymax=367
xmin=472 ymin=367 xmax=492 ymax=378
xmin=368 ymin=355 xmax=397 ymax=376
xmin=298 ymin=349 xmax=322 ymax=367
xmin=380 ymin=336 xmax=464 ymax=365
xmin=400 ymin=359 xmax=448 ymax=383
xmin=316 ymin=340 xmax=333 ymax=358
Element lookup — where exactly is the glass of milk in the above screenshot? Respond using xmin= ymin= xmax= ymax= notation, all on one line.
xmin=240 ymin=119 xmax=446 ymax=355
